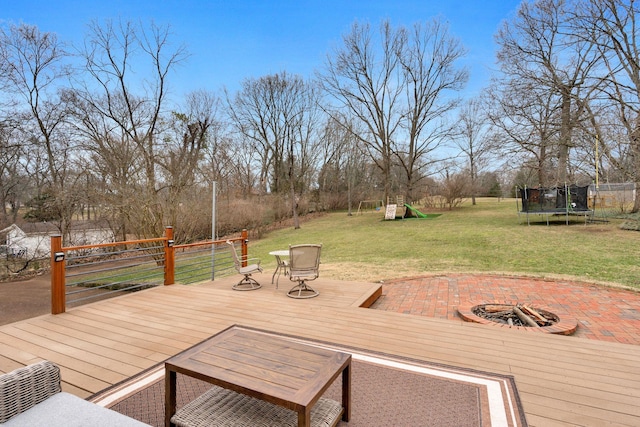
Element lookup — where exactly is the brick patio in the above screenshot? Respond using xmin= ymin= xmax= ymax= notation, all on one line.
xmin=371 ymin=274 xmax=640 ymax=345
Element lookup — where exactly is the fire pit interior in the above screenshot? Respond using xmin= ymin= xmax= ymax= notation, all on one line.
xmin=472 ymin=303 xmax=559 ymax=327
xmin=457 ymin=302 xmax=578 ymax=335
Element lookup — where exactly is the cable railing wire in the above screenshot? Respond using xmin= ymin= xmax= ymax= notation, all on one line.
xmin=51 ymin=230 xmax=251 ymax=312
xmin=175 ymin=243 xmax=236 ymax=284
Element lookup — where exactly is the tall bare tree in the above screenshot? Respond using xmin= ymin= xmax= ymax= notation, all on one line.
xmin=66 ymin=88 xmax=142 ymax=240
xmin=226 ymin=76 xmax=283 ymax=195
xmin=74 ymin=19 xmax=187 ymax=237
xmin=0 ymin=23 xmax=76 ymax=238
xmin=453 ymin=97 xmax=493 ymax=205
xmin=487 ymin=79 xmax=560 ymax=187
xmin=157 ymin=90 xmax=218 ymax=240
xmin=0 ymin=120 xmax=24 ymax=226
xmin=495 ymin=0 xmax=600 ymax=186
xmin=577 ymin=0 xmax=640 ymax=211
xmin=316 ymin=115 xmax=367 ymax=213
xmin=319 ymin=20 xmax=404 ymax=203
xmin=320 ymin=19 xmax=466 ymax=203
xmin=396 ymin=18 xmax=468 ymax=202
xmin=227 ymin=72 xmax=322 ymax=228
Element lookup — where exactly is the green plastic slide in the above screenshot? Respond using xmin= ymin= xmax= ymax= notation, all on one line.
xmin=404 ymin=204 xmax=428 ymax=218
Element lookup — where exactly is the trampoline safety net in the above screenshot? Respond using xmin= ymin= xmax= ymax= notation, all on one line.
xmin=518 ymin=185 xmax=590 ymax=213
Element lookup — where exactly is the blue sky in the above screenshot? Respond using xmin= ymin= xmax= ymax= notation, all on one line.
xmin=2 ymin=0 xmax=522 ymax=99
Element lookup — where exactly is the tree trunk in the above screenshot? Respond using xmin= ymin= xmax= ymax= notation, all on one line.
xmin=383 ymin=149 xmax=392 ymax=204
xmin=557 ymin=88 xmax=572 ymax=185
xmin=631 ymin=121 xmax=640 ymax=213
xmin=290 ymin=182 xmax=300 ymax=229
xmin=470 ymin=156 xmax=477 ymax=205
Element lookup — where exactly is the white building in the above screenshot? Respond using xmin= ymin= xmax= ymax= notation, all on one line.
xmin=0 ymin=222 xmax=114 ymax=258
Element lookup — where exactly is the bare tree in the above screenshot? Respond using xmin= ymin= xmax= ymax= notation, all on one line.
xmin=495 ymin=0 xmax=600 ymax=186
xmin=0 ymin=120 xmax=24 ymax=226
xmin=224 ymin=134 xmax=260 ymax=198
xmin=227 ymin=76 xmax=281 ymax=195
xmin=577 ymin=0 xmax=640 ymax=211
xmin=486 ymin=75 xmax=561 ymax=186
xmin=284 ymin=79 xmax=323 ymax=228
xmin=65 ymin=86 xmax=144 ymax=241
xmin=395 ymin=18 xmax=468 ymax=202
xmin=320 ymin=19 xmax=466 ymax=203
xmin=227 ymin=72 xmax=322 ymax=228
xmin=0 ymin=23 xmax=77 ymax=239
xmin=439 ymin=164 xmax=469 ymax=210
xmin=453 ymin=97 xmax=493 ymax=205
xmin=319 ymin=20 xmax=404 ymax=203
xmin=316 ymin=115 xmax=369 ymax=213
xmin=74 ymin=19 xmax=187 ymax=237
xmin=157 ymin=90 xmax=218 ymax=241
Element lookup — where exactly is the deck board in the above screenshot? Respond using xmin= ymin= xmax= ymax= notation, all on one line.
xmin=0 ymin=272 xmax=638 ymax=426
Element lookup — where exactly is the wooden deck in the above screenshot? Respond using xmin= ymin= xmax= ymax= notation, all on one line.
xmin=0 ymin=273 xmax=638 ymax=426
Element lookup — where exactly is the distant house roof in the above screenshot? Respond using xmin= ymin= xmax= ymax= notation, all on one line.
xmin=0 ymin=224 xmax=22 ymax=238
xmin=1 ymin=221 xmax=111 ymax=236
xmin=15 ymin=222 xmax=60 ymax=234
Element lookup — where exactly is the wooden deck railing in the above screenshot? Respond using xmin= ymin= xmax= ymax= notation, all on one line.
xmin=50 ymin=228 xmax=250 ymax=314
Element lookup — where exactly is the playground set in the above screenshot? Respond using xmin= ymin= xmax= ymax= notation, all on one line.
xmin=381 ymin=196 xmax=433 ymax=220
xmin=357 ymin=196 xmax=432 ymax=219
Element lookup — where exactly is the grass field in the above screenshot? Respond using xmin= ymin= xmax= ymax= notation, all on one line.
xmin=249 ymin=198 xmax=640 ymax=290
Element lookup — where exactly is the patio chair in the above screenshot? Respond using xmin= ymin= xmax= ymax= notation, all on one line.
xmin=287 ymin=244 xmax=322 ymax=299
xmin=227 ymin=240 xmax=262 ymax=290
xmin=0 ymin=360 xmax=150 ymax=426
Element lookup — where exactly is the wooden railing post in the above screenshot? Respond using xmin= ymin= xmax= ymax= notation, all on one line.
xmin=241 ymin=229 xmax=248 ymax=267
xmin=51 ymin=235 xmax=66 ymax=314
xmin=164 ymin=226 xmax=175 ymax=286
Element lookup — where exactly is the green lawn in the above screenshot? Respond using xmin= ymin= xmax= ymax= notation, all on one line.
xmin=249 ymin=198 xmax=640 ymax=290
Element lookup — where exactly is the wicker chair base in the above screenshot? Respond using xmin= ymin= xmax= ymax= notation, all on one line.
xmin=171 ymin=385 xmax=342 ymax=427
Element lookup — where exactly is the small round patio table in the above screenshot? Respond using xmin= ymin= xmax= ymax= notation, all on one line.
xmin=269 ymin=250 xmax=289 ymax=288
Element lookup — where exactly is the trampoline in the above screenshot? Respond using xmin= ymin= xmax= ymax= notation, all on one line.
xmin=517 ymin=184 xmax=594 ymax=225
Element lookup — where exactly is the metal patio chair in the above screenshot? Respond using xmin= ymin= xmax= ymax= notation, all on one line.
xmin=287 ymin=244 xmax=322 ymax=299
xmin=227 ymin=240 xmax=262 ymax=291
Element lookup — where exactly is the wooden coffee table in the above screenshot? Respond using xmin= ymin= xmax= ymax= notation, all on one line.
xmin=165 ymin=325 xmax=351 ymax=427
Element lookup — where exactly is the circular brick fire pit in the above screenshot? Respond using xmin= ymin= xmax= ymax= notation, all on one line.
xmin=457 ymin=303 xmax=578 ymax=335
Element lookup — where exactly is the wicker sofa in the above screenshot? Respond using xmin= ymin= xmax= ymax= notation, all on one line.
xmin=0 ymin=360 xmax=150 ymax=426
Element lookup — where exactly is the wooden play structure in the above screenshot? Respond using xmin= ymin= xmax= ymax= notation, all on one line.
xmin=356 ymin=200 xmax=384 ymax=215
xmin=384 ymin=196 xmax=429 ymax=220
